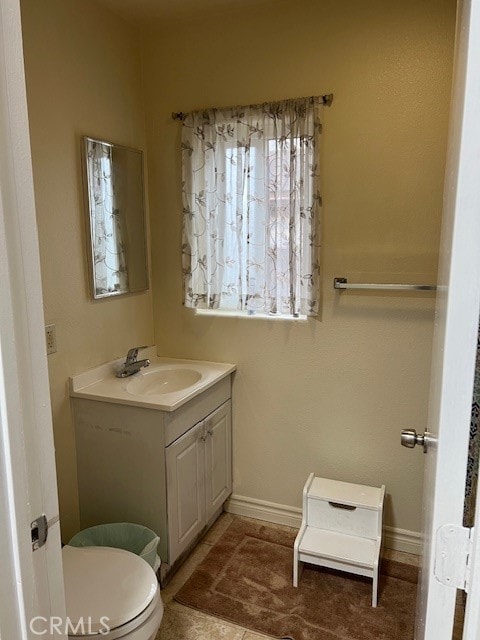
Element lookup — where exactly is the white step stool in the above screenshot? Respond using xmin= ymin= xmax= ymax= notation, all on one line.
xmin=293 ymin=474 xmax=385 ymax=607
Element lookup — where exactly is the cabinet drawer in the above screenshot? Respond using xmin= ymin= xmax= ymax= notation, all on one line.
xmin=164 ymin=376 xmax=231 ymax=446
xmin=307 ymin=497 xmax=378 ymax=539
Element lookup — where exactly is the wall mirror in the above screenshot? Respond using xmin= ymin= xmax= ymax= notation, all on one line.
xmin=82 ymin=136 xmax=149 ymax=299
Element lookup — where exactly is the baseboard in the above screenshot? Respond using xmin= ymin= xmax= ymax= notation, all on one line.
xmin=382 ymin=525 xmax=423 ymax=556
xmin=226 ymin=494 xmax=303 ymax=528
xmin=225 ymin=494 xmax=423 ymax=556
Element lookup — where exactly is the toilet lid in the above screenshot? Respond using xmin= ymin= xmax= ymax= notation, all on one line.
xmin=62 ymin=545 xmax=158 ymax=635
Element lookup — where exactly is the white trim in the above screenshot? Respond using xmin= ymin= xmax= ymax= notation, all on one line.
xmin=383 ymin=526 xmax=423 ymax=556
xmin=416 ymin=0 xmax=480 ymax=637
xmin=0 ymin=361 xmax=29 ymax=640
xmin=195 ymin=309 xmax=308 ymax=322
xmin=225 ymin=494 xmax=423 ymax=555
xmin=226 ymin=494 xmax=303 ymax=527
xmin=0 ymin=0 xmax=65 ymax=635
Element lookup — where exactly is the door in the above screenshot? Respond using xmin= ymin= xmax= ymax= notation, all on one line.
xmin=205 ymin=401 xmax=232 ymax=521
xmin=0 ymin=0 xmax=65 ymax=637
xmin=412 ymin=1 xmax=480 ymax=638
xmin=166 ymin=421 xmax=206 ymax=563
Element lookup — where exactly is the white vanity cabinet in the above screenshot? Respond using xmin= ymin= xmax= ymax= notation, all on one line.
xmin=166 ymin=401 xmax=232 ymax=562
xmin=71 ymin=373 xmax=233 ymax=581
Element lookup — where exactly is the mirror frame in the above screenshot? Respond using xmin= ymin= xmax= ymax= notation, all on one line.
xmin=81 ymin=135 xmax=150 ymax=300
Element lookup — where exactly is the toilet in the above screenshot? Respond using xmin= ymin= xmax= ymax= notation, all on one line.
xmin=62 ymin=545 xmax=164 ymax=640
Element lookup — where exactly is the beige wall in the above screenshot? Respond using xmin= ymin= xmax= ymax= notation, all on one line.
xmin=21 ymin=0 xmax=154 ymax=541
xmin=20 ymin=0 xmax=456 ymax=544
xmin=141 ymin=0 xmax=456 ymax=535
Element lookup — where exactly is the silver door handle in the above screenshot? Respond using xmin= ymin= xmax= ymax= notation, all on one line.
xmin=401 ymin=429 xmax=429 ymax=453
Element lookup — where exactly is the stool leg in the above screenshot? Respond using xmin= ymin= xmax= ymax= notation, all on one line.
xmin=293 ymin=549 xmax=298 ymax=587
xmin=293 ymin=550 xmax=303 ymax=587
xmin=372 ymin=567 xmax=378 ymax=607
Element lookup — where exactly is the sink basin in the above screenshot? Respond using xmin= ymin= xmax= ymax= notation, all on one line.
xmin=126 ymin=368 xmax=202 ymax=396
xmin=69 ymin=348 xmax=236 ymax=411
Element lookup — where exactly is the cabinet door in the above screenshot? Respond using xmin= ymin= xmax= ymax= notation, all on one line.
xmin=166 ymin=420 xmax=205 ymax=563
xmin=205 ymin=401 xmax=232 ymax=522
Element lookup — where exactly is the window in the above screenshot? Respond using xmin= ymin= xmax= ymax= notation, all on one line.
xmin=181 ymin=96 xmax=322 ymax=318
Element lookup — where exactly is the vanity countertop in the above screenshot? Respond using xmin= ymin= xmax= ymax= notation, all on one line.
xmin=69 ymin=347 xmax=236 ymax=412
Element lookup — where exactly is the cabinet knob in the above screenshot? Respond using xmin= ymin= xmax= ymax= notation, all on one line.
xmin=200 ymin=434 xmax=207 ymax=442
xmin=207 ymin=429 xmax=213 ymax=437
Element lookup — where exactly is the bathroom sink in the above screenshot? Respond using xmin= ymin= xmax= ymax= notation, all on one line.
xmin=69 ymin=347 xmax=236 ymax=411
xmin=126 ymin=368 xmax=202 ymax=396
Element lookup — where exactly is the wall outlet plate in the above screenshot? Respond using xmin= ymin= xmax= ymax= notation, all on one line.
xmin=45 ymin=324 xmax=57 ymax=355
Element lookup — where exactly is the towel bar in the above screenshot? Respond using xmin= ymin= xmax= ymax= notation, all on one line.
xmin=333 ymin=277 xmax=437 ymax=292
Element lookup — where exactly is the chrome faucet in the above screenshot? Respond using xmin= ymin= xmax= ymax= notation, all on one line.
xmin=116 ymin=346 xmax=151 ymax=378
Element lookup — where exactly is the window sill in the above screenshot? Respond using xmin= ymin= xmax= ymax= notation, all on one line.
xmin=194 ymin=309 xmax=308 ymax=322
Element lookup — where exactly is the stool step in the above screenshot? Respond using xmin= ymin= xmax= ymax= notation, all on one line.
xmin=298 ymin=526 xmax=377 ymax=569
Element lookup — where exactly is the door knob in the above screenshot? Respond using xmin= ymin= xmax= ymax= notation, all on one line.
xmin=401 ymin=429 xmax=429 ymax=453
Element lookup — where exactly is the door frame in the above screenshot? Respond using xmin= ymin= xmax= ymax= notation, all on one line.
xmin=415 ymin=0 xmax=480 ymax=637
xmin=0 ymin=0 xmax=65 ymax=637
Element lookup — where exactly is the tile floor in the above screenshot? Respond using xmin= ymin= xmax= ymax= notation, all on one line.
xmin=155 ymin=512 xmax=421 ymax=640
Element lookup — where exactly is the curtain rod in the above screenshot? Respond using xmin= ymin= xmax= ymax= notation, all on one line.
xmin=171 ymin=93 xmax=334 ymax=121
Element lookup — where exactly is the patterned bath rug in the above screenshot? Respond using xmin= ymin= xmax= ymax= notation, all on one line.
xmin=174 ymin=518 xmax=418 ymax=640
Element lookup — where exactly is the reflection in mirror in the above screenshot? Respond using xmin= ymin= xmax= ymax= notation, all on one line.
xmin=83 ymin=137 xmax=149 ymax=299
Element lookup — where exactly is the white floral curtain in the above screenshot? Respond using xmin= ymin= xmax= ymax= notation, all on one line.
xmin=181 ymin=96 xmax=322 ymax=317
xmin=86 ymin=140 xmax=129 ymax=296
